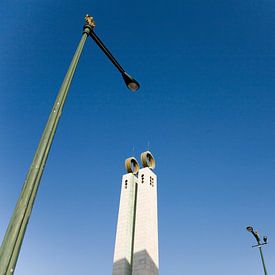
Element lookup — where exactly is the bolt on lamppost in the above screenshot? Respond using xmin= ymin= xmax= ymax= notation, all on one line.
xmin=246 ymin=226 xmax=268 ymax=275
xmin=0 ymin=15 xmax=140 ymax=275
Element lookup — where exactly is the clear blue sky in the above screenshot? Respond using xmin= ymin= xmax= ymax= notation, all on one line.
xmin=0 ymin=1 xmax=275 ymax=274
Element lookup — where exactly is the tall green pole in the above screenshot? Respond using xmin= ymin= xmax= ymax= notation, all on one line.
xmin=258 ymin=241 xmax=268 ymax=275
xmin=0 ymin=20 xmax=94 ymax=275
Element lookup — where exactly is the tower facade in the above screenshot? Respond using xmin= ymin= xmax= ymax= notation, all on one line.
xmin=132 ymin=166 xmax=158 ymax=275
xmin=112 ymin=158 xmax=139 ymax=275
xmin=112 ymin=151 xmax=159 ymax=275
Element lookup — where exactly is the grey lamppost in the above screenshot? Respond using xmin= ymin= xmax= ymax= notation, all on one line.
xmin=246 ymin=226 xmax=268 ymax=275
xmin=0 ymin=15 xmax=139 ymax=275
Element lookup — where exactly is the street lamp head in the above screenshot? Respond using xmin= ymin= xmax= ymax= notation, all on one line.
xmin=86 ymin=19 xmax=140 ymax=92
xmin=246 ymin=226 xmax=254 ymax=233
xmin=122 ymin=72 xmax=140 ymax=92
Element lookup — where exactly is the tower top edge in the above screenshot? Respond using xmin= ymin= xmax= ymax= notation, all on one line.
xmin=125 ymin=157 xmax=140 ymax=175
xmin=141 ymin=151 xmax=156 ymax=169
xmin=124 ymin=151 xmax=156 ymax=173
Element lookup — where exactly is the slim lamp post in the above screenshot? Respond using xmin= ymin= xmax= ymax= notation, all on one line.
xmin=246 ymin=226 xmax=268 ymax=275
xmin=0 ymin=15 xmax=139 ymax=275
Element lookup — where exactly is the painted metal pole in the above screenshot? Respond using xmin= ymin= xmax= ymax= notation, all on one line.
xmin=258 ymin=242 xmax=268 ymax=275
xmin=0 ymin=21 xmax=94 ymax=275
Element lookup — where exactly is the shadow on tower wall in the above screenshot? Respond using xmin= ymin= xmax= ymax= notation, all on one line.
xmin=112 ymin=257 xmax=131 ymax=275
xmin=112 ymin=250 xmax=158 ymax=275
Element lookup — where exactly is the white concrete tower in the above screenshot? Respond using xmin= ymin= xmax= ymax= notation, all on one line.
xmin=112 ymin=157 xmax=140 ymax=275
xmin=132 ymin=151 xmax=159 ymax=275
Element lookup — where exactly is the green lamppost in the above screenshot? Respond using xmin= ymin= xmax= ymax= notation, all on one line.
xmin=0 ymin=15 xmax=140 ymax=275
xmin=246 ymin=226 xmax=268 ymax=275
